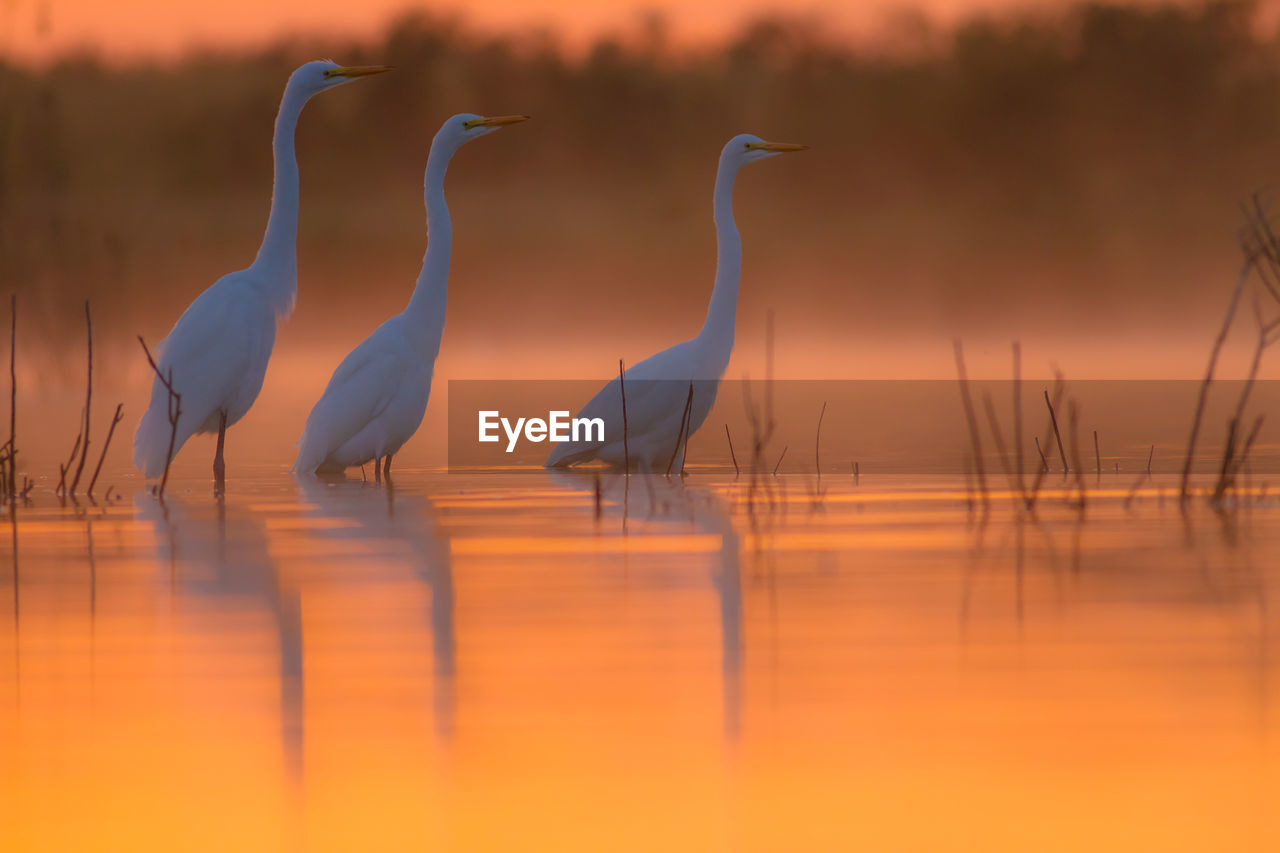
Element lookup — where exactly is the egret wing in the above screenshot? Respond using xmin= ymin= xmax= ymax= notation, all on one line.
xmin=547 ymin=340 xmax=706 ymax=465
xmin=134 ymin=277 xmax=270 ymax=475
xmin=295 ymin=337 xmax=402 ymax=470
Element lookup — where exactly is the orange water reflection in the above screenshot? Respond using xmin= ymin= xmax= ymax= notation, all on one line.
xmin=2 ymin=472 xmax=1279 ymax=849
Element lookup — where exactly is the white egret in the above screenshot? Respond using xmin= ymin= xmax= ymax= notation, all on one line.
xmin=546 ymin=134 xmax=806 ymax=472
xmin=132 ymin=60 xmax=391 ymax=487
xmin=293 ymin=113 xmax=530 ymax=478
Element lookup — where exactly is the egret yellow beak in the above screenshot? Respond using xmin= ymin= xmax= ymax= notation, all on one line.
xmin=745 ymin=141 xmax=809 ymax=153
xmin=463 ymin=115 xmax=532 ymax=130
xmin=323 ymin=65 xmax=395 ymax=79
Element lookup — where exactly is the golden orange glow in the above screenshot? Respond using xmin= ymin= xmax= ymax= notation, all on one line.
xmin=13 ymin=0 xmax=1088 ymax=63
xmin=5 ymin=0 xmax=1280 ymax=846
xmin=2 ymin=474 xmax=1278 ymax=849
xmin=450 ymin=533 xmax=722 ymax=554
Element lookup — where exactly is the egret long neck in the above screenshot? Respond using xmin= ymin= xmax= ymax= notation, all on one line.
xmin=251 ymin=81 xmax=308 ymax=315
xmin=404 ymin=139 xmax=456 ymax=358
xmin=697 ymin=159 xmax=743 ymax=368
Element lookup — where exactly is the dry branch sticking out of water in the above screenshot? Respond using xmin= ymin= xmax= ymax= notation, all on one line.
xmin=138 ymin=335 xmax=182 ymax=499
xmin=68 ymin=301 xmax=93 ymax=496
xmin=952 ymin=340 xmax=989 ymax=512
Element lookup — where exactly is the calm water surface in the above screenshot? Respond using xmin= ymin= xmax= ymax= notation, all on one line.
xmin=2 ymin=470 xmax=1278 ymax=850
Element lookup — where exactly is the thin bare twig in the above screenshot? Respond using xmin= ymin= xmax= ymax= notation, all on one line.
xmin=1026 ymin=376 xmax=1066 ymax=510
xmin=1093 ymin=429 xmax=1100 ymax=485
xmin=680 ymin=384 xmax=693 ymax=477
xmin=1210 ymin=292 xmax=1280 ymax=502
xmin=7 ymin=294 xmax=15 ymax=500
xmin=814 ymin=401 xmax=827 ymax=480
xmin=1067 ymin=401 xmax=1087 ymax=510
xmin=618 ymin=359 xmax=629 ymax=475
xmin=87 ymin=403 xmax=124 ymax=498
xmin=1233 ymin=414 xmax=1266 ymax=479
xmin=962 ymin=451 xmax=975 ymax=514
xmin=593 ymin=473 xmax=602 ymax=521
xmin=1012 ymin=342 xmax=1024 ymax=499
xmin=57 ymin=427 xmax=82 ymax=497
xmin=69 ymin=301 xmax=93 ymax=495
xmin=725 ymin=424 xmax=739 ymax=475
xmin=1243 ymin=192 xmax=1280 ymax=303
xmin=138 ymin=336 xmax=182 ymax=498
xmin=952 ymin=340 xmax=989 ymax=509
xmin=1181 ymin=255 xmax=1254 ymax=504
xmin=1123 ymin=470 xmax=1148 ymax=509
xmin=1044 ymin=389 xmax=1068 ymax=475
xmin=981 ymin=392 xmax=1019 ymax=502
xmin=665 ymin=381 xmax=694 ymax=477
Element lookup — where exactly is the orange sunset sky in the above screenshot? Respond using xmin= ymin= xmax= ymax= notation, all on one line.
xmin=3 ymin=0 xmax=1193 ymax=63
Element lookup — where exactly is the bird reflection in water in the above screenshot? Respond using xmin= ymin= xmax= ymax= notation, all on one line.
xmin=548 ymin=470 xmax=743 ymax=741
xmin=293 ymin=475 xmax=456 ymax=741
xmin=136 ymin=495 xmax=305 ymax=779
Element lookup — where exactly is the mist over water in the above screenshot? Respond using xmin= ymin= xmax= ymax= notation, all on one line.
xmin=5 ymin=1 xmax=1280 ymax=396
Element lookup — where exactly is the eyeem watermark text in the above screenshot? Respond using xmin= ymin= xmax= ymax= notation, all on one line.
xmin=478 ymin=410 xmax=605 ymax=453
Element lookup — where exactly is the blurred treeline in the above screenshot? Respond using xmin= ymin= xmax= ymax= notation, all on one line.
xmin=3 ymin=1 xmax=1280 ymax=375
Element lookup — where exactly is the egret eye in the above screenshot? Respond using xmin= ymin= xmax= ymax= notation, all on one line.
xmin=322 ymin=68 xmax=339 ymax=78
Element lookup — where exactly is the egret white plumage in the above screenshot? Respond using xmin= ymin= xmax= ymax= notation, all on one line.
xmin=133 ymin=60 xmax=391 ymax=487
xmin=546 ymin=134 xmax=806 ymax=472
xmin=293 ymin=113 xmax=530 ymax=477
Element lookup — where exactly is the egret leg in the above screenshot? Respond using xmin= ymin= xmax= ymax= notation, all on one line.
xmin=374 ymin=456 xmax=382 ymax=484
xmin=383 ymin=454 xmax=393 ymax=480
xmin=213 ymin=411 xmax=227 ymax=493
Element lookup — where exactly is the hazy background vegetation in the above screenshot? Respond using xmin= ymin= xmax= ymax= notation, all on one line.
xmin=4 ymin=0 xmax=1280 ymax=386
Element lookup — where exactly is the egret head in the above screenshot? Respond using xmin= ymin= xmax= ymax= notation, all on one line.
xmin=723 ymin=133 xmax=808 ymax=167
xmin=291 ymin=60 xmax=393 ymax=95
xmin=435 ymin=113 xmax=531 ymax=149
